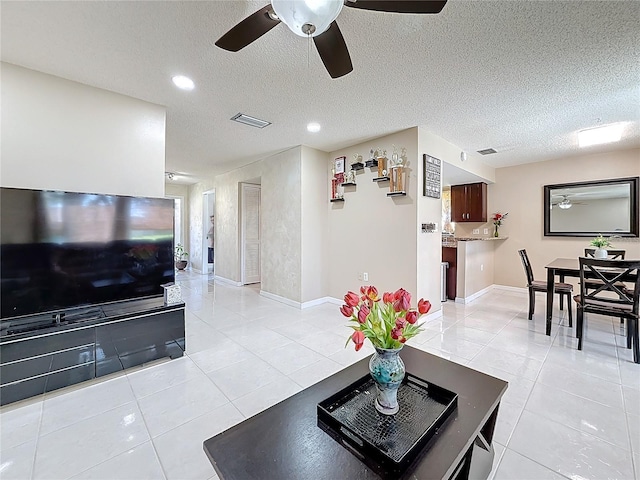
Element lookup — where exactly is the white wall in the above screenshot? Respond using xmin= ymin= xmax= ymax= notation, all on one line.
xmin=456 ymin=240 xmax=495 ymax=300
xmin=301 ymin=146 xmax=330 ymax=303
xmin=261 ymin=147 xmax=303 ymax=301
xmin=1 ymin=63 xmax=166 ymax=197
xmin=491 ymin=148 xmax=640 ymax=288
xmin=327 ymin=129 xmax=420 ymax=302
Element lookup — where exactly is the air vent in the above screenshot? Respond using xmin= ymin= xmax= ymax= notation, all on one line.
xmin=477 ymin=148 xmax=497 ymax=155
xmin=231 ymin=113 xmax=271 ymax=129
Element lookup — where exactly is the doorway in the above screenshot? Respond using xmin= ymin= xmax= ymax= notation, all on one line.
xmin=201 ymin=190 xmax=215 ymax=274
xmin=240 ymin=182 xmax=261 ymax=285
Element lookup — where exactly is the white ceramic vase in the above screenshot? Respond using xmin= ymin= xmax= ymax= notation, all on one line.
xmin=594 ymin=248 xmax=608 ymax=259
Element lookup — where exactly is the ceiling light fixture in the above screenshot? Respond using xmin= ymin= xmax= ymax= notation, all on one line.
xmin=558 ymin=196 xmax=572 ymax=209
xmin=477 ymin=148 xmax=497 ymax=155
xmin=578 ymin=124 xmax=623 ymax=148
xmin=271 ymin=0 xmax=343 ymax=37
xmin=307 ymin=122 xmax=321 ymax=133
xmin=171 ymin=75 xmax=195 ymax=91
xmin=231 ymin=113 xmax=271 ymax=129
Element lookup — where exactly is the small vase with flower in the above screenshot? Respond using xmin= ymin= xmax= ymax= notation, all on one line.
xmin=492 ymin=212 xmax=508 ymax=237
xmin=340 ymin=286 xmax=431 ymax=415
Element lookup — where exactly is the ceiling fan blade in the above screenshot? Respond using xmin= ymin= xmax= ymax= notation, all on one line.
xmin=344 ymin=0 xmax=447 ymax=14
xmin=215 ymin=4 xmax=281 ymax=52
xmin=313 ymin=22 xmax=353 ymax=79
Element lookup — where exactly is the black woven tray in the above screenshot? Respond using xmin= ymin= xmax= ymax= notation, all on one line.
xmin=317 ymin=373 xmax=457 ymax=477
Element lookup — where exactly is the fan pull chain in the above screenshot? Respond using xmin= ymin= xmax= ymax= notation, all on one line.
xmin=307 ymin=33 xmax=311 ymax=69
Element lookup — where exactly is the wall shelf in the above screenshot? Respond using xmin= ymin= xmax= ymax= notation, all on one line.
xmin=365 ymin=159 xmax=378 ymax=168
xmin=387 ymin=191 xmax=406 ymax=197
xmin=330 ymin=198 xmax=345 ymax=203
xmin=350 ymin=163 xmax=364 ymax=171
xmin=373 ymin=176 xmax=390 ymax=182
xmin=341 ymin=182 xmax=356 ymax=187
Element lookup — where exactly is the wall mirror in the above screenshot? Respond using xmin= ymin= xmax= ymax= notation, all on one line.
xmin=544 ymin=177 xmax=639 ymax=237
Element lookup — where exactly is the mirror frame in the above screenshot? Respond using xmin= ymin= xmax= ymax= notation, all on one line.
xmin=543 ymin=177 xmax=639 ymax=237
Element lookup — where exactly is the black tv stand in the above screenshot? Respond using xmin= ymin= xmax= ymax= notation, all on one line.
xmin=0 ymin=297 xmax=185 ymax=405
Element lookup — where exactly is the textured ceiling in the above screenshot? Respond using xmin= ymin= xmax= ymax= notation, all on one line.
xmin=1 ymin=0 xmax=639 ymax=185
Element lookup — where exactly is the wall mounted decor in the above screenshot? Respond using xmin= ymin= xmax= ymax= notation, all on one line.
xmin=543 ymin=177 xmax=639 ymax=237
xmin=423 ymin=154 xmax=441 ymax=199
xmin=334 ymin=156 xmax=346 ymax=175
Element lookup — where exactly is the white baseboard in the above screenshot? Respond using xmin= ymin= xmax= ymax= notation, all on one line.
xmin=455 ymin=285 xmax=494 ymax=304
xmin=214 ymin=275 xmax=243 ymax=287
xmin=301 ymin=297 xmax=337 ymax=309
xmin=422 ymin=308 xmax=443 ymax=322
xmin=493 ymin=284 xmax=528 ymax=294
xmin=324 ymin=297 xmax=343 ymax=306
xmin=258 ymin=292 xmax=356 ymax=310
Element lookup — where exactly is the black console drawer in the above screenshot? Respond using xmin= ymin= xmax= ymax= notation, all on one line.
xmin=0 ymin=328 xmax=95 ymax=363
xmin=1 ymin=343 xmax=95 ymax=385
xmin=0 ymin=303 xmax=184 ymax=405
xmin=0 ymin=363 xmax=94 ymax=405
xmin=95 ymin=309 xmax=185 ymax=377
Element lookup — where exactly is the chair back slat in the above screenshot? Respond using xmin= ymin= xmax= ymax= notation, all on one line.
xmin=578 ymin=257 xmax=640 ymax=313
xmin=584 ymin=248 xmax=626 ymax=259
xmin=518 ymin=249 xmax=535 ymax=285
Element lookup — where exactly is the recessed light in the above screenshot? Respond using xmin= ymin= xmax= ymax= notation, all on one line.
xmin=171 ymin=75 xmax=195 ymax=91
xmin=307 ymin=122 xmax=321 ymax=133
xmin=578 ymin=124 xmax=623 ymax=147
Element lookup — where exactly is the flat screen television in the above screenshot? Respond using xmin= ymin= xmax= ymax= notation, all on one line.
xmin=1 ymin=187 xmax=175 ymax=321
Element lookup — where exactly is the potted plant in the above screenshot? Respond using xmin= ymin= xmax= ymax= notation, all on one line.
xmin=590 ymin=234 xmax=611 ymax=259
xmin=174 ymin=243 xmax=189 ymax=270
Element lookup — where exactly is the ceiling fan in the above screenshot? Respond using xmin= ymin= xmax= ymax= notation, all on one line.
xmin=551 ymin=195 xmax=588 ymax=209
xmin=215 ymin=0 xmax=448 ymax=79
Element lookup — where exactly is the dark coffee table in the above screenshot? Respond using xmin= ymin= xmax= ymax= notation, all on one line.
xmin=203 ymin=346 xmax=508 ymax=480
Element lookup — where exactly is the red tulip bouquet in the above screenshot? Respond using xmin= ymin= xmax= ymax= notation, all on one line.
xmin=340 ymin=286 xmax=432 ymax=351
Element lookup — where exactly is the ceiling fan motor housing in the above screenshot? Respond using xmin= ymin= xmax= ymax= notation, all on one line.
xmin=271 ymin=0 xmax=343 ymax=37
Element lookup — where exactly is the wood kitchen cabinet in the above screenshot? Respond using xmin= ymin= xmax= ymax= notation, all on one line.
xmin=451 ymin=182 xmax=487 ymax=222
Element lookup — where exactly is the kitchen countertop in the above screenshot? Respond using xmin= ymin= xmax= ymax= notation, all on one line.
xmin=456 ymin=237 xmax=508 ymax=241
xmin=442 ymin=237 xmax=508 ymax=247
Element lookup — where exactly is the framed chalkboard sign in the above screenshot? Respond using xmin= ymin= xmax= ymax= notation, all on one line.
xmin=423 ymin=154 xmax=441 ymax=198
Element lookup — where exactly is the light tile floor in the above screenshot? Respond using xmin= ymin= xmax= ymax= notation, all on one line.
xmin=1 ymin=271 xmax=639 ymax=479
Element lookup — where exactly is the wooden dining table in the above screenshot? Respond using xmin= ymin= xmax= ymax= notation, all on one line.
xmin=545 ymin=257 xmax=639 ymax=337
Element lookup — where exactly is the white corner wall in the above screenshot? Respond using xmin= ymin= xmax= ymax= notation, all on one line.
xmin=301 ymin=146 xmax=330 ymax=303
xmin=261 ymin=147 xmax=303 ymax=301
xmin=1 ymin=63 xmax=166 ymax=197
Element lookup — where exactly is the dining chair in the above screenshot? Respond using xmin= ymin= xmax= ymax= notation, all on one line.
xmin=574 ymin=257 xmax=640 ymax=364
xmin=518 ymin=249 xmax=573 ymax=326
xmin=584 ymin=248 xmax=626 ymax=259
xmin=584 ymin=248 xmax=628 ymax=325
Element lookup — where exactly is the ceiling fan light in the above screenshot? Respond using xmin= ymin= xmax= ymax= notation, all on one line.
xmin=558 ymin=200 xmax=572 ymax=209
xmin=271 ymin=0 xmax=343 ymax=37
